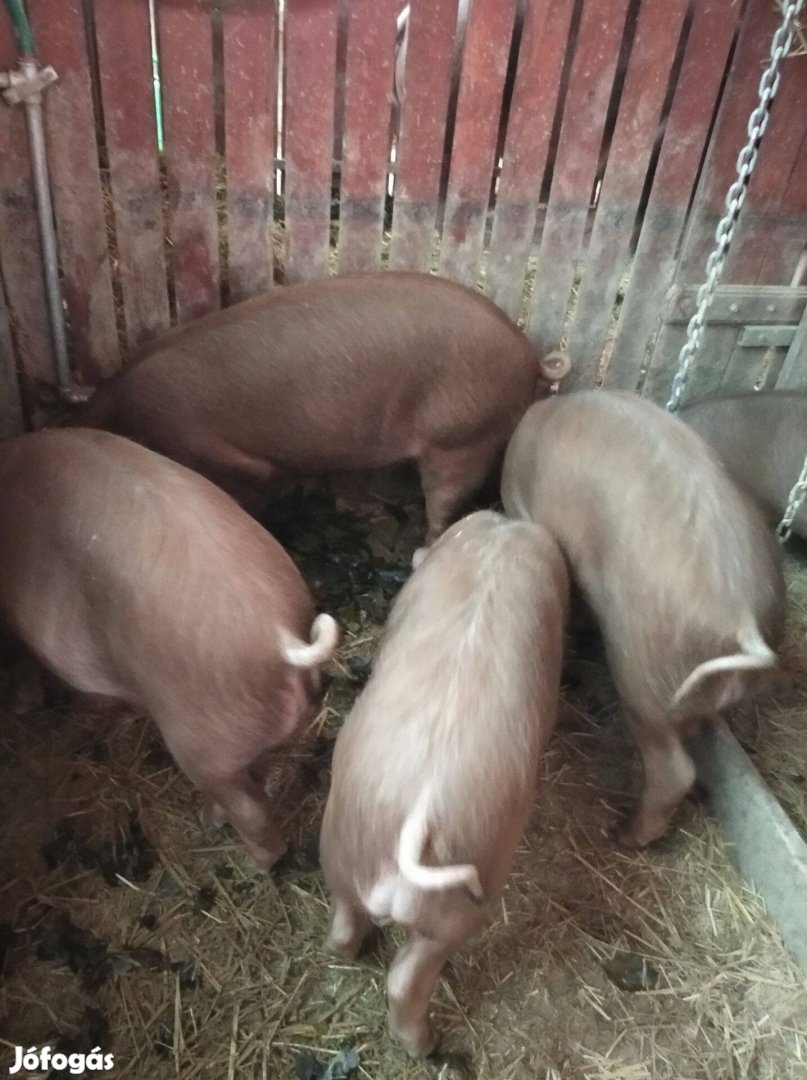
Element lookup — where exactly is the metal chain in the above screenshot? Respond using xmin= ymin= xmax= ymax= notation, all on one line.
xmin=776 ymin=453 xmax=807 ymax=544
xmin=666 ymin=0 xmax=805 ymax=414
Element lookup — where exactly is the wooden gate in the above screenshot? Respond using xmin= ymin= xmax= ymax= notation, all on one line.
xmin=0 ymin=0 xmax=805 ymax=433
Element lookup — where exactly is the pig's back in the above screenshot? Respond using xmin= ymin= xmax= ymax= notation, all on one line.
xmin=68 ymin=273 xmax=538 ymax=469
xmin=327 ymin=512 xmax=568 ymax=887
xmin=503 ymin=391 xmax=784 ymax=711
xmin=681 ymin=391 xmax=807 ymax=538
xmin=0 ymin=430 xmax=312 ymax=698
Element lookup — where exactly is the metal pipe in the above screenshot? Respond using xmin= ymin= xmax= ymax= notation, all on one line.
xmin=19 ymin=58 xmax=85 ymax=403
xmin=2 ymin=0 xmax=85 ymax=402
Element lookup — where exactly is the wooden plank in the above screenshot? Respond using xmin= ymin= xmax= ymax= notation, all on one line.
xmin=160 ymin=0 xmax=219 ymax=322
xmin=524 ymin=0 xmax=630 ymax=355
xmin=722 ymin=47 xmax=807 ymax=286
xmin=642 ymin=323 xmax=740 ymax=405
xmin=755 ymin=348 xmax=789 ymax=390
xmin=338 ymin=0 xmax=399 ymax=274
xmin=777 ymin=304 xmax=807 ymax=390
xmin=438 ymin=0 xmax=518 ymax=287
xmin=0 ymin=281 xmax=23 ymax=435
xmin=94 ymin=0 xmax=170 ymax=350
xmin=738 ymin=325 xmax=796 ymax=349
xmin=663 ymin=284 xmax=807 ymax=324
xmin=222 ymin=0 xmax=276 ymax=301
xmin=0 ymin=13 xmax=51 ymax=386
xmin=26 ymin=0 xmax=119 ymax=381
xmin=388 ymin=0 xmax=456 ymax=272
xmin=678 ymin=325 xmax=741 ymax=401
xmin=565 ymin=0 xmax=688 ymax=391
xmin=690 ymin=720 xmax=807 ymax=971
xmin=609 ymin=0 xmax=741 ymax=392
xmin=757 ymin=127 xmax=807 ymax=287
xmin=675 ymin=0 xmax=786 ymax=283
xmin=485 ymin=0 xmax=573 ymax=320
xmin=642 ymin=285 xmax=807 ymax=405
xmin=283 ymin=0 xmax=339 ymax=283
xmin=718 ymin=338 xmax=770 ymax=394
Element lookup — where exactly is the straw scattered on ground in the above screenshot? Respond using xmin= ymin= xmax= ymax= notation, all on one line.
xmin=1 ymin=480 xmax=806 ymax=1079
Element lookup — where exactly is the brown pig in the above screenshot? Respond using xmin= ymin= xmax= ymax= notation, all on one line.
xmin=0 ymin=428 xmax=337 ymax=869
xmin=62 ymin=272 xmax=570 ymax=543
xmin=501 ymin=390 xmax=786 ymax=847
xmin=680 ymin=390 xmax=807 ymax=541
xmin=319 ymin=510 xmax=568 ymax=1057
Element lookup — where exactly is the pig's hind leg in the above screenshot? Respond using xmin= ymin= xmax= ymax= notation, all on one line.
xmin=620 ymin=712 xmax=696 ymax=847
xmin=387 ymin=933 xmax=454 ymax=1058
xmin=418 ymin=443 xmax=498 ymax=544
xmin=325 ymin=894 xmax=372 ymax=959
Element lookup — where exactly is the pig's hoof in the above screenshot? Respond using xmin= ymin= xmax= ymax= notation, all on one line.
xmin=324 ymin=934 xmax=362 ymax=961
xmin=391 ymin=1020 xmax=438 ymax=1060
xmin=200 ymin=804 xmax=222 ymax=829
xmin=200 ymin=802 xmax=228 ymax=830
xmin=250 ymin=840 xmax=288 ymax=874
xmin=614 ymin=818 xmax=662 ymax=849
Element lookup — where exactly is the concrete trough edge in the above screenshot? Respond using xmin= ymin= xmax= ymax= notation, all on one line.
xmin=689 ymin=718 xmax=807 ymax=969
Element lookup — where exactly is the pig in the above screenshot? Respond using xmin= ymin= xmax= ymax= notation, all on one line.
xmin=61 ymin=272 xmax=571 ymax=543
xmin=319 ymin=510 xmax=568 ymax=1057
xmin=501 ymin=390 xmax=786 ymax=848
xmin=0 ymin=428 xmax=337 ymax=869
xmin=680 ymin=390 xmax=807 ymax=541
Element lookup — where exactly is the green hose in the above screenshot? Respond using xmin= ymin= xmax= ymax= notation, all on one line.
xmin=4 ymin=0 xmax=35 ymax=56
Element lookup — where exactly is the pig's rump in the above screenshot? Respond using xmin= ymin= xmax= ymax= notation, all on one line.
xmin=502 ymin=391 xmax=784 ymax=717
xmin=0 ymin=429 xmax=314 ymax=724
xmin=321 ymin=514 xmax=566 ymax=919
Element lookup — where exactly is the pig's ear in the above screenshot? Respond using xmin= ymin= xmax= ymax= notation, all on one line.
xmin=539 ymin=350 xmax=572 ymax=382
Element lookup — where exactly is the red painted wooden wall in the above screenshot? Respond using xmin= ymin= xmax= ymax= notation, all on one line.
xmin=0 ymin=0 xmax=805 ymax=424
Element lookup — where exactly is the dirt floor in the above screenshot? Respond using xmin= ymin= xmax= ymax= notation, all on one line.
xmin=1 ymin=481 xmax=806 ymax=1080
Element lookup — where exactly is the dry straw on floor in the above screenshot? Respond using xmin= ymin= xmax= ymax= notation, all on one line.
xmin=1 ymin=485 xmax=806 ymax=1079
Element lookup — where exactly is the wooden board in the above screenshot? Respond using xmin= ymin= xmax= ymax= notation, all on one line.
xmin=223 ymin=0 xmax=277 ymax=301
xmin=756 ymin=126 xmax=807 ymax=288
xmin=565 ymin=0 xmax=689 ymax=391
xmin=485 ymin=0 xmax=572 ymax=320
xmin=524 ymin=0 xmax=630 ymax=355
xmin=93 ymin=0 xmax=170 ymax=350
xmin=337 ymin=0 xmax=399 ymax=273
xmin=0 ymin=280 xmax=23 ymax=435
xmin=0 ymin=13 xmax=52 ymax=387
xmin=438 ymin=0 xmax=518 ymax=287
xmin=675 ymin=0 xmax=787 ymax=284
xmin=777 ymin=304 xmax=807 ymax=390
xmin=388 ymin=0 xmax=457 ymax=272
xmin=283 ymin=0 xmax=339 ymax=283
xmin=663 ymin=284 xmax=807 ymax=325
xmin=722 ymin=44 xmax=807 ymax=286
xmin=608 ymin=0 xmax=741 ymax=392
xmin=159 ymin=0 xmax=219 ymax=322
xmin=641 ymin=285 xmax=807 ymax=404
xmin=26 ymin=0 xmax=119 ymax=381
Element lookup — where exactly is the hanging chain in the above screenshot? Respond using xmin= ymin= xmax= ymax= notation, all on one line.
xmin=776 ymin=454 xmax=807 ymax=544
xmin=665 ymin=0 xmax=805 ymax=414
